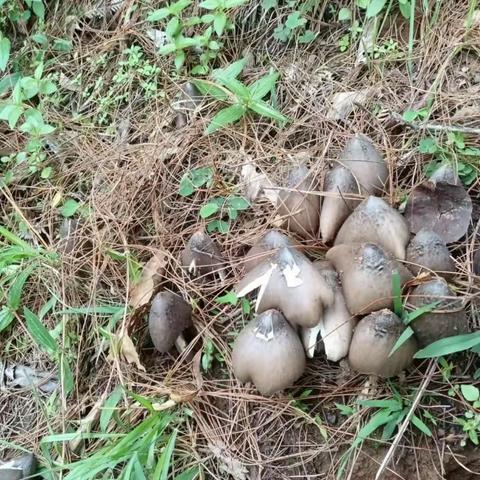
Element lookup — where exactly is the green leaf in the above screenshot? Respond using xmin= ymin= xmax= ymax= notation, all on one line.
xmin=207 ymin=219 xmax=229 ymax=233
xmin=338 ymin=7 xmax=352 ymax=21
xmin=224 ymin=0 xmax=248 ymax=6
xmin=249 ymin=72 xmax=279 ymax=100
xmin=461 ymin=384 xmax=480 ymax=402
xmin=0 ymin=36 xmax=11 ymax=72
xmin=411 ymin=414 xmax=433 ymax=436
xmin=147 ymin=8 xmax=170 ymax=21
xmin=31 ymin=0 xmax=45 ymax=19
xmin=216 ymin=291 xmax=238 ymax=305
xmin=61 ymin=199 xmax=80 ymax=218
xmin=391 ymin=271 xmax=403 ymax=317
xmin=200 ymin=202 xmax=220 ymax=218
xmin=227 ymin=196 xmax=249 ymax=209
xmin=0 ymin=307 xmax=15 ymax=333
xmin=174 ymin=50 xmax=186 ymax=70
xmin=100 ymin=386 xmax=123 ymax=432
xmin=358 ymin=399 xmax=402 ymax=411
xmin=402 ymin=109 xmax=418 ymax=122
xmin=398 ymin=1 xmax=411 ymax=19
xmin=261 ymin=0 xmax=277 ymax=10
xmin=414 ymin=331 xmax=480 ymax=358
xmin=220 ymin=78 xmax=250 ymax=100
xmin=8 ymin=265 xmax=34 ymax=311
xmin=389 ymin=326 xmax=415 ymax=356
xmin=53 ymin=39 xmax=72 ymax=52
xmin=199 ymin=0 xmax=220 ymax=9
xmin=404 ymin=301 xmax=440 ymax=325
xmin=170 ymin=0 xmax=192 ymax=15
xmin=61 ymin=356 xmax=74 ymax=394
xmin=298 ymin=30 xmax=316 ymax=43
xmin=41 ymin=166 xmax=53 ymax=179
xmin=352 ymin=409 xmax=395 ymax=448
xmin=191 ymin=79 xmax=228 ymax=101
xmin=0 ymin=72 xmax=21 ymax=95
xmin=212 ymin=58 xmax=246 ymax=83
xmin=32 ymin=33 xmax=48 ymax=45
xmin=153 ymin=430 xmax=177 ymax=480
xmin=419 ymin=137 xmax=438 ymax=154
xmin=0 ymin=104 xmax=24 ymax=129
xmin=173 ymin=468 xmax=199 ymax=480
xmin=166 ymin=16 xmax=180 ymax=39
xmin=249 ymin=99 xmax=288 ymax=122
xmin=335 ymin=403 xmax=355 ymax=416
xmin=285 ymin=11 xmax=306 ymax=29
xmin=356 ymin=0 xmax=370 ymax=7
xmin=39 ymin=79 xmax=57 ymax=95
xmin=205 ymin=104 xmax=245 ymax=134
xmin=366 ymin=0 xmax=388 ymax=17
xmin=213 ymin=11 xmax=227 ymax=36
xmin=24 ymin=307 xmax=58 ymax=355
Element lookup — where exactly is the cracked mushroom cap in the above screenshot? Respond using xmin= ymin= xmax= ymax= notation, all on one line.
xmin=338 ymin=134 xmax=389 ymax=195
xmin=320 ymin=166 xmax=360 ymax=244
xmin=326 ymin=243 xmax=413 ymax=315
xmin=406 ymin=229 xmax=455 ymax=279
xmin=335 ymin=196 xmax=410 ymax=259
xmin=232 ymin=309 xmax=306 ymax=395
xmin=0 ymin=453 xmax=37 ymax=480
xmin=180 ymin=230 xmax=225 ymax=278
xmin=277 ymin=164 xmax=320 ymax=239
xmin=148 ymin=292 xmax=192 ymax=352
xmin=408 ymin=278 xmax=467 ymax=347
xmin=348 ymin=309 xmax=417 ymax=377
xmin=236 ymin=247 xmax=334 ymax=328
xmin=243 ymin=230 xmax=294 ymax=273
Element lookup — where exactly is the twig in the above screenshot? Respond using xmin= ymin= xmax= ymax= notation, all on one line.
xmin=374 ymin=360 xmax=436 ymax=480
xmin=391 ymin=112 xmax=480 ymax=135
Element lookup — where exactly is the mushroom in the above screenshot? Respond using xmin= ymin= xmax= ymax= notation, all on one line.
xmin=404 ymin=165 xmax=472 ymax=243
xmin=236 ymin=247 xmax=334 ymax=328
xmin=301 ymin=261 xmax=355 ymax=361
xmin=243 ymin=230 xmax=294 ymax=273
xmin=406 ymin=229 xmax=455 ymax=279
xmin=408 ymin=278 xmax=467 ymax=347
xmin=474 ymin=250 xmax=480 ymax=276
xmin=348 ymin=309 xmax=417 ymax=377
xmin=180 ymin=230 xmax=225 ymax=280
xmin=148 ymin=292 xmax=192 ymax=353
xmin=277 ymin=164 xmax=320 ymax=239
xmin=338 ymin=134 xmax=389 ymax=195
xmin=173 ymin=82 xmax=202 ymax=128
xmin=0 ymin=453 xmax=37 ymax=480
xmin=232 ymin=309 xmax=306 ymax=395
xmin=334 ymin=196 xmax=410 ymax=259
xmin=326 ymin=243 xmax=413 ymax=315
xmin=319 ymin=166 xmax=360 ymax=244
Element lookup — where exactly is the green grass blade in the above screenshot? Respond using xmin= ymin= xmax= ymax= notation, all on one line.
xmin=100 ymin=386 xmax=123 ymax=432
xmin=153 ymin=430 xmax=178 ymax=480
xmin=358 ymin=399 xmax=402 ymax=411
xmin=411 ymin=414 xmax=433 ymax=437
xmin=404 ymin=301 xmax=440 ymax=324
xmin=388 ymin=326 xmax=415 ymax=357
xmin=7 ymin=264 xmax=34 ymax=310
xmin=24 ymin=306 xmax=58 ymax=355
xmin=391 ymin=271 xmax=403 ymax=317
xmin=174 ymin=468 xmax=200 ymax=480
xmin=352 ymin=409 xmax=394 ymax=448
xmin=414 ymin=331 xmax=480 ymax=358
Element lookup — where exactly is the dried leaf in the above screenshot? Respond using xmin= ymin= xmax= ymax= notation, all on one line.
xmin=1 ymin=363 xmax=58 ymax=393
xmin=326 ymin=89 xmax=371 ymax=120
xmin=146 ymin=29 xmax=167 ymax=49
xmin=208 ymin=440 xmax=248 ymax=480
xmin=240 ymin=163 xmax=278 ymax=206
xmin=119 ymin=333 xmax=146 ymax=371
xmin=129 ymin=251 xmax=167 ymax=308
xmin=356 ymin=18 xmax=376 ymax=65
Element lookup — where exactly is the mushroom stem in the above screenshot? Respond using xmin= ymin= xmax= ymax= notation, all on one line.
xmin=301 ymin=324 xmax=322 ymax=359
xmin=174 ymin=333 xmax=188 ymax=354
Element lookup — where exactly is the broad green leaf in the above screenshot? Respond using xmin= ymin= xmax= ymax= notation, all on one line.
xmin=212 ymin=58 xmax=246 ymax=83
xmin=411 ymin=414 xmax=433 ymax=436
xmin=173 ymin=468 xmax=199 ymax=480
xmin=166 ymin=16 xmax=180 ymax=39
xmin=199 ymin=0 xmax=220 ymax=9
xmin=418 ymin=137 xmax=438 ymax=154
xmin=100 ymin=386 xmax=124 ymax=432
xmin=61 ymin=199 xmax=80 ymax=218
xmin=8 ymin=265 xmax=34 ymax=310
xmin=352 ymin=409 xmax=394 ymax=448
xmin=31 ymin=0 xmax=45 ymax=19
xmin=41 ymin=166 xmax=53 ymax=179
xmin=174 ymin=50 xmax=186 ymax=70
xmin=39 ymin=79 xmax=57 ymax=95
xmin=0 ymin=306 xmax=14 ymax=332
xmin=285 ymin=11 xmax=306 ymax=29
xmin=190 ymin=167 xmax=214 ymax=187
xmin=200 ymin=202 xmax=220 ymax=218
xmin=147 ymin=8 xmax=170 ymax=21
xmin=249 ymin=72 xmax=279 ymax=100
xmin=402 ymin=109 xmax=418 ymax=122
xmin=191 ymin=79 xmax=228 ymax=101
xmin=20 ymin=76 xmax=40 ymax=99
xmin=53 ymin=39 xmax=72 ymax=52
xmin=213 ymin=11 xmax=227 ymax=36
xmin=24 ymin=307 xmax=58 ymax=355
xmin=220 ymin=78 xmax=250 ymax=100
xmin=414 ymin=331 xmax=480 ymax=358
xmin=224 ymin=0 xmax=248 ymax=6
xmin=405 ymin=301 xmax=440 ymax=324
xmin=159 ymin=43 xmax=176 ymax=55
xmin=358 ymin=399 xmax=402 ymax=411
xmin=389 ymin=326 xmax=414 ymax=356
xmin=153 ymin=430 xmax=177 ymax=480
xmin=215 ymin=291 xmax=238 ymax=305
xmin=175 ymin=36 xmax=200 ymax=49
xmin=206 ymin=104 xmax=245 ymax=134
xmin=298 ymin=30 xmax=316 ymax=43
xmin=249 ymin=99 xmax=288 ymax=122
xmin=398 ymin=2 xmax=411 ymax=19
xmin=227 ymin=196 xmax=249 ymax=209
xmin=179 ymin=177 xmax=194 ymax=197
xmin=366 ymin=0 xmax=387 ymax=17
xmin=338 ymin=7 xmax=352 ymax=21
xmin=169 ymin=0 xmax=192 ymax=15
xmin=32 ymin=33 xmax=48 ymax=45
xmin=0 ymin=104 xmax=24 ymax=129
xmin=228 ymin=208 xmax=238 ymax=220
xmin=461 ymin=384 xmax=480 ymax=402
xmin=391 ymin=271 xmax=403 ymax=317
xmin=335 ymin=403 xmax=355 ymax=416
xmin=0 ymin=36 xmax=11 ymax=72
xmin=207 ymin=219 xmax=229 ymax=233
xmin=0 ymin=72 xmax=21 ymax=95
xmin=261 ymin=0 xmax=277 ymax=10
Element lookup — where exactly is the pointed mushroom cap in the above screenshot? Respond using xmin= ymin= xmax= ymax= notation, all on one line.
xmin=236 ymin=247 xmax=334 ymax=328
xmin=326 ymin=243 xmax=412 ymax=315
xmin=148 ymin=292 xmax=192 ymax=352
xmin=277 ymin=164 xmax=320 ymax=239
xmin=180 ymin=230 xmax=225 ymax=277
xmin=348 ymin=309 xmax=417 ymax=377
xmin=406 ymin=229 xmax=455 ymax=279
xmin=320 ymin=166 xmax=360 ymax=244
xmin=338 ymin=134 xmax=389 ymax=194
xmin=243 ymin=230 xmax=293 ymax=273
xmin=408 ymin=278 xmax=467 ymax=347
xmin=232 ymin=309 xmax=306 ymax=395
xmin=335 ymin=196 xmax=410 ymax=259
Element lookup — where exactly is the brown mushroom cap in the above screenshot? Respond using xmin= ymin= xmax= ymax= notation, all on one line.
xmin=408 ymin=278 xmax=467 ymax=347
xmin=406 ymin=229 xmax=455 ymax=279
xmin=338 ymin=134 xmax=389 ymax=195
xmin=320 ymin=166 xmax=360 ymax=244
xmin=474 ymin=250 xmax=480 ymax=276
xmin=335 ymin=196 xmax=410 ymax=259
xmin=180 ymin=230 xmax=225 ymax=278
xmin=236 ymin=247 xmax=334 ymax=328
xmin=348 ymin=309 xmax=417 ymax=377
xmin=243 ymin=230 xmax=294 ymax=273
xmin=277 ymin=164 xmax=320 ymax=239
xmin=148 ymin=292 xmax=192 ymax=352
xmin=232 ymin=309 xmax=306 ymax=395
xmin=326 ymin=243 xmax=412 ymax=315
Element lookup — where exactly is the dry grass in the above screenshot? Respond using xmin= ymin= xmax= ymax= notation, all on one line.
xmin=1 ymin=0 xmax=480 ymax=478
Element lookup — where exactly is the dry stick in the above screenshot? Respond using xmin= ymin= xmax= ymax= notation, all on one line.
xmin=391 ymin=112 xmax=480 ymax=135
xmin=374 ymin=360 xmax=436 ymax=480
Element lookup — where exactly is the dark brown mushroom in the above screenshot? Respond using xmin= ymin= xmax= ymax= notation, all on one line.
xmin=326 ymin=243 xmax=412 ymax=315
xmin=277 ymin=164 xmax=320 ymax=239
xmin=236 ymin=247 xmax=334 ymax=328
xmin=148 ymin=292 xmax=192 ymax=353
xmin=408 ymin=278 xmax=468 ymax=347
xmin=232 ymin=309 xmax=306 ymax=395
xmin=348 ymin=309 xmax=417 ymax=377
xmin=180 ymin=230 xmax=225 ymax=280
xmin=406 ymin=229 xmax=455 ymax=279
xmin=335 ymin=196 xmax=410 ymax=259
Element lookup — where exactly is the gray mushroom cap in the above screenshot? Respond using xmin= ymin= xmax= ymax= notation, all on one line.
xmin=334 ymin=196 xmax=410 ymax=259
xmin=320 ymin=166 xmax=360 ymax=244
xmin=232 ymin=309 xmax=306 ymax=395
xmin=408 ymin=278 xmax=467 ymax=347
xmin=0 ymin=453 xmax=37 ymax=480
xmin=277 ymin=164 xmax=320 ymax=239
xmin=406 ymin=229 xmax=455 ymax=279
xmin=236 ymin=247 xmax=335 ymax=328
xmin=243 ymin=230 xmax=294 ymax=273
xmin=348 ymin=309 xmax=417 ymax=377
xmin=180 ymin=230 xmax=225 ymax=278
xmin=326 ymin=243 xmax=413 ymax=315
xmin=148 ymin=292 xmax=192 ymax=352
